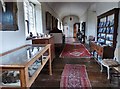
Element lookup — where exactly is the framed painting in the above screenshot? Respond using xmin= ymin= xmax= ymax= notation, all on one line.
xmin=0 ymin=2 xmax=18 ymax=31
xmin=46 ymin=11 xmax=52 ymax=30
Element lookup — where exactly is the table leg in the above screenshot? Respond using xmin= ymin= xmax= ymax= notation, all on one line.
xmin=107 ymin=66 xmax=110 ymax=79
xmin=100 ymin=63 xmax=103 ymax=72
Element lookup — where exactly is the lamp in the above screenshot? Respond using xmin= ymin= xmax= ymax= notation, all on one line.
xmin=70 ymin=16 xmax=72 ymax=21
xmin=0 ymin=0 xmax=6 ymax=12
xmin=69 ymin=4 xmax=72 ymax=21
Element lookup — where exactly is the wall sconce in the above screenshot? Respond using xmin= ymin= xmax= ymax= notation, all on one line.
xmin=0 ymin=0 xmax=6 ymax=12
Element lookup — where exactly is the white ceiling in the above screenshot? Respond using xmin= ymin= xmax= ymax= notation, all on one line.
xmin=47 ymin=2 xmax=94 ymax=20
xmin=39 ymin=0 xmax=119 ymax=2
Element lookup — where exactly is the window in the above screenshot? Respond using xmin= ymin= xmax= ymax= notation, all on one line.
xmin=24 ymin=0 xmax=36 ymax=38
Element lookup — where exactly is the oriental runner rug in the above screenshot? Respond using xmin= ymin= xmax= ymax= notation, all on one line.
xmin=59 ymin=43 xmax=91 ymax=58
xmin=60 ymin=64 xmax=92 ymax=89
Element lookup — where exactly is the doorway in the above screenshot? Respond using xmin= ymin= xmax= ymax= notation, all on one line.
xmin=73 ymin=23 xmax=80 ymax=38
xmin=63 ymin=26 xmax=69 ymax=37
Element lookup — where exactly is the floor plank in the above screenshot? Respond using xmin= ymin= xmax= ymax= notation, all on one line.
xmin=31 ymin=38 xmax=120 ymax=88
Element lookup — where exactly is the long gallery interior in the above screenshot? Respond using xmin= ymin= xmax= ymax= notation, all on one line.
xmin=0 ymin=1 xmax=120 ymax=88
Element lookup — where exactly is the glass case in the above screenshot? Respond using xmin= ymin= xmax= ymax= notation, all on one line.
xmin=97 ymin=8 xmax=119 ymax=47
xmin=0 ymin=44 xmax=52 ymax=87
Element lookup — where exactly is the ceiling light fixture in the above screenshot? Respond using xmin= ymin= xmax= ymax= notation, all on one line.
xmin=70 ymin=16 xmax=72 ymax=21
xmin=69 ymin=3 xmax=72 ymax=21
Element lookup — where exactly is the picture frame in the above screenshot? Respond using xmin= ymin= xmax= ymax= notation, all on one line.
xmin=46 ymin=11 xmax=52 ymax=30
xmin=0 ymin=2 xmax=18 ymax=31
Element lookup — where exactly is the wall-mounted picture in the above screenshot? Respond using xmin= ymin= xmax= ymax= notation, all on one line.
xmin=46 ymin=11 xmax=52 ymax=30
xmin=52 ymin=16 xmax=57 ymax=29
xmin=0 ymin=2 xmax=18 ymax=31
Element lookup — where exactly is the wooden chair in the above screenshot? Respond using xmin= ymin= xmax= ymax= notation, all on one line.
xmin=101 ymin=57 xmax=119 ymax=79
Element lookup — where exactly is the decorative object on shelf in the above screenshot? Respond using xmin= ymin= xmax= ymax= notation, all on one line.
xmin=98 ymin=33 xmax=101 ymax=37
xmin=106 ymin=27 xmax=110 ymax=33
xmin=102 ymin=28 xmax=106 ymax=33
xmin=98 ymin=38 xmax=105 ymax=45
xmin=110 ymin=27 xmax=114 ymax=33
xmin=30 ymin=32 xmax=33 ymax=37
xmin=98 ymin=28 xmax=103 ymax=32
xmin=2 ymin=71 xmax=20 ymax=84
xmin=106 ymin=20 xmax=110 ymax=27
xmin=101 ymin=34 xmax=105 ymax=38
xmin=110 ymin=19 xmax=114 ymax=26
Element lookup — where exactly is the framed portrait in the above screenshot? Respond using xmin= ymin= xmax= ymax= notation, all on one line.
xmin=46 ymin=11 xmax=52 ymax=30
xmin=0 ymin=2 xmax=18 ymax=31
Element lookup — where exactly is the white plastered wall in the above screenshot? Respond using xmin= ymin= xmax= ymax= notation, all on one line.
xmin=0 ymin=2 xmax=26 ymax=54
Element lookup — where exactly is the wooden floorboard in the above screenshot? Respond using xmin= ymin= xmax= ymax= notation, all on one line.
xmin=31 ymin=40 xmax=120 ymax=88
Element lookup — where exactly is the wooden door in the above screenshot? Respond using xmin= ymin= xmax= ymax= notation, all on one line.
xmin=73 ymin=23 xmax=80 ymax=38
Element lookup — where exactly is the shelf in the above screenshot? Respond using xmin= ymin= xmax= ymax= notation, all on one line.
xmin=97 ymin=25 xmax=114 ymax=28
xmin=97 ymin=32 xmax=113 ymax=34
xmin=97 ymin=8 xmax=119 ymax=48
xmin=106 ymin=39 xmax=113 ymax=42
xmin=97 ymin=37 xmax=106 ymax=39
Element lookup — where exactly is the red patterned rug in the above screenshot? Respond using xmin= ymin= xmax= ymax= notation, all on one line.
xmin=60 ymin=44 xmax=92 ymax=58
xmin=60 ymin=64 xmax=92 ymax=88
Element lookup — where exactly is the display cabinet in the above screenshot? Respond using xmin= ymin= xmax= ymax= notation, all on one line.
xmin=0 ymin=44 xmax=52 ymax=88
xmin=90 ymin=8 xmax=119 ymax=63
xmin=97 ymin=8 xmax=119 ymax=48
xmin=32 ymin=36 xmax=55 ymax=62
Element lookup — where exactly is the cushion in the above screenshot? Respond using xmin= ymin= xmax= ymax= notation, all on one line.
xmin=102 ymin=59 xmax=119 ymax=67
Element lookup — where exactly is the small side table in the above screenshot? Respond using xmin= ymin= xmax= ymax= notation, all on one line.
xmin=110 ymin=66 xmax=120 ymax=85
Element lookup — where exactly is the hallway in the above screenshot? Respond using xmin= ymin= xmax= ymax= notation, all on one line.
xmin=31 ymin=38 xmax=120 ymax=88
xmin=1 ymin=1 xmax=120 ymax=89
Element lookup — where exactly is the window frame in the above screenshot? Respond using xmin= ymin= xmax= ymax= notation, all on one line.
xmin=24 ymin=0 xmax=36 ymax=39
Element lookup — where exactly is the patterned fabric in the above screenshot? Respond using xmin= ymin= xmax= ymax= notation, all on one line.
xmin=102 ymin=59 xmax=119 ymax=67
xmin=60 ymin=44 xmax=91 ymax=58
xmin=60 ymin=64 xmax=92 ymax=89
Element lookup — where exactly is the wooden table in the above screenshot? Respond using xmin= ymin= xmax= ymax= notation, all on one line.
xmin=0 ymin=44 xmax=52 ymax=88
xmin=32 ymin=36 xmax=55 ymax=62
